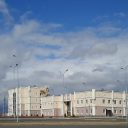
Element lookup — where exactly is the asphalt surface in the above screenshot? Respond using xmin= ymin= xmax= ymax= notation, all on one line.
xmin=0 ymin=118 xmax=127 ymax=128
xmin=0 ymin=117 xmax=126 ymax=122
xmin=0 ymin=125 xmax=127 ymax=128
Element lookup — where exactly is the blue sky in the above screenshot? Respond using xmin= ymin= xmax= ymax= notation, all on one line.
xmin=0 ymin=0 xmax=128 ymax=103
xmin=4 ymin=0 xmax=128 ymax=31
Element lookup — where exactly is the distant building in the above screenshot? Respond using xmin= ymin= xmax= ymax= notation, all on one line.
xmin=41 ymin=89 xmax=128 ymax=117
xmin=8 ymin=87 xmax=128 ymax=117
xmin=8 ymin=86 xmax=49 ymax=116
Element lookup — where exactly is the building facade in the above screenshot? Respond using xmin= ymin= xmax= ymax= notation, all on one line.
xmin=8 ymin=86 xmax=49 ymax=116
xmin=41 ymin=89 xmax=128 ymax=117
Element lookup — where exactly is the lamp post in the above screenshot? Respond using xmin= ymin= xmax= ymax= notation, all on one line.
xmin=60 ymin=69 xmax=68 ymax=117
xmin=116 ymin=80 xmax=124 ymax=119
xmin=9 ymin=65 xmax=16 ymax=118
xmin=120 ymin=65 xmax=128 ymax=123
xmin=15 ymin=63 xmax=19 ymax=123
xmin=12 ymin=55 xmax=20 ymax=123
xmin=62 ymin=69 xmax=68 ymax=94
xmin=82 ymin=82 xmax=86 ymax=117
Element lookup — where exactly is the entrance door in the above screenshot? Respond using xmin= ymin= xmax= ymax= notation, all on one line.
xmin=64 ymin=101 xmax=71 ymax=116
xmin=106 ymin=109 xmax=113 ymax=116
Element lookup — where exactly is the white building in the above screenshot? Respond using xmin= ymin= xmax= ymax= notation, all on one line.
xmin=8 ymin=87 xmax=128 ymax=117
xmin=8 ymin=86 xmax=49 ymax=116
xmin=41 ymin=89 xmax=128 ymax=117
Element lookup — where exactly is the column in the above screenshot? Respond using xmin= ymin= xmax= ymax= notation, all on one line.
xmin=123 ymin=91 xmax=126 ymax=116
xmin=61 ymin=94 xmax=64 ymax=116
xmin=52 ymin=95 xmax=54 ymax=116
xmin=70 ymin=94 xmax=72 ymax=116
xmin=111 ymin=90 xmax=114 ymax=114
xmin=73 ymin=92 xmax=76 ymax=116
xmin=28 ymin=86 xmax=31 ymax=116
xmin=92 ymin=106 xmax=95 ymax=116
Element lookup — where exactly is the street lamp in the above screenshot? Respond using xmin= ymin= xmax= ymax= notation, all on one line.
xmin=120 ymin=65 xmax=128 ymax=123
xmin=62 ymin=69 xmax=68 ymax=94
xmin=9 ymin=65 xmax=15 ymax=117
xmin=15 ymin=63 xmax=19 ymax=123
xmin=82 ymin=82 xmax=86 ymax=117
xmin=60 ymin=69 xmax=68 ymax=117
xmin=116 ymin=80 xmax=124 ymax=119
xmin=12 ymin=55 xmax=20 ymax=123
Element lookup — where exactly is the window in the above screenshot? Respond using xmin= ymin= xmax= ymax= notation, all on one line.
xmin=81 ymin=110 xmax=84 ymax=114
xmin=90 ymin=99 xmax=92 ymax=103
xmin=102 ymin=99 xmax=105 ymax=104
xmin=108 ymin=100 xmax=110 ymax=104
xmin=81 ymin=100 xmax=83 ymax=104
xmin=86 ymin=100 xmax=88 ymax=103
xmin=119 ymin=100 xmax=121 ymax=104
xmin=90 ymin=109 xmax=92 ymax=113
xmin=120 ymin=110 xmax=122 ymax=114
xmin=113 ymin=100 xmax=116 ymax=104
xmin=114 ymin=110 xmax=117 ymax=113
xmin=77 ymin=100 xmax=79 ymax=104
xmin=103 ymin=109 xmax=105 ymax=113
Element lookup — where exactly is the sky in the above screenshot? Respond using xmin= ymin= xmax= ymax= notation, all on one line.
xmin=0 ymin=0 xmax=128 ymax=104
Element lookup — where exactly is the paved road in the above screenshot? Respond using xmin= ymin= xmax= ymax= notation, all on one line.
xmin=0 ymin=117 xmax=126 ymax=122
xmin=0 ymin=118 xmax=127 ymax=128
xmin=0 ymin=125 xmax=127 ymax=128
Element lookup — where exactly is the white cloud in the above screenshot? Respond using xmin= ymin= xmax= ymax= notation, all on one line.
xmin=0 ymin=0 xmax=13 ymax=24
xmin=0 ymin=1 xmax=128 ymax=105
xmin=89 ymin=42 xmax=117 ymax=56
xmin=1 ymin=20 xmax=128 ymax=94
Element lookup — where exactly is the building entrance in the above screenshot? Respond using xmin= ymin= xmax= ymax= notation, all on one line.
xmin=106 ymin=109 xmax=113 ymax=116
xmin=64 ymin=101 xmax=71 ymax=116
